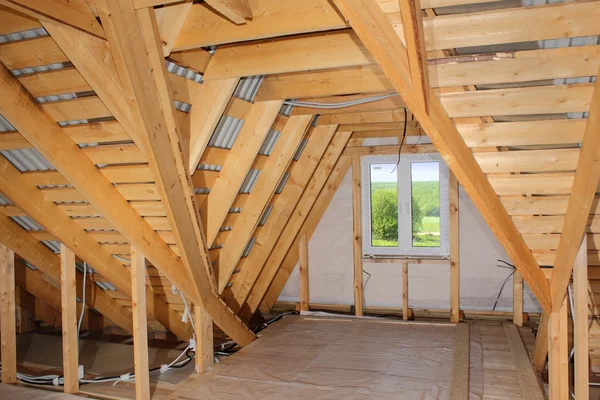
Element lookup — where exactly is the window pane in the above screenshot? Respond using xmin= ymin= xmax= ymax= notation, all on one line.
xmin=411 ymin=162 xmax=440 ymax=247
xmin=370 ymin=163 xmax=398 ymax=247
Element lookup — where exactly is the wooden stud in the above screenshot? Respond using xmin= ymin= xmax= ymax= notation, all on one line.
xmin=449 ymin=323 xmax=469 ymax=400
xmin=513 ymin=270 xmax=523 ymax=327
xmin=60 ymin=244 xmax=79 ymax=394
xmin=0 ymin=243 xmax=16 ymax=384
xmin=449 ymin=171 xmax=460 ymax=323
xmin=131 ymin=246 xmax=150 ymax=400
xmin=402 ymin=262 xmax=409 ymax=321
xmin=194 ymin=306 xmax=214 ymax=373
xmin=299 ymin=231 xmax=310 ymax=312
xmin=547 ymin=297 xmax=568 ymax=400
xmin=352 ymin=155 xmax=363 ymax=317
xmin=573 ymin=237 xmax=589 ymax=400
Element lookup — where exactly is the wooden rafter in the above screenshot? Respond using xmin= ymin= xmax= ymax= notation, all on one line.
xmin=204 ymin=0 xmax=253 ymax=25
xmin=330 ymin=0 xmax=551 ymax=312
xmin=0 ymin=214 xmax=134 ymax=333
xmin=0 ymin=156 xmax=191 ymax=339
xmin=216 ymin=115 xmax=312 ymax=291
xmin=95 ymin=0 xmax=255 ymax=346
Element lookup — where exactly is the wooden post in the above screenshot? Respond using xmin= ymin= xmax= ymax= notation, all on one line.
xmin=573 ymin=236 xmax=589 ymax=400
xmin=131 ymin=246 xmax=150 ymax=400
xmin=547 ymin=297 xmax=568 ymax=400
xmin=352 ymin=155 xmax=364 ymax=316
xmin=0 ymin=244 xmax=16 ymax=384
xmin=299 ymin=231 xmax=310 ymax=312
xmin=60 ymin=244 xmax=79 ymax=393
xmin=402 ymin=262 xmax=409 ymax=321
xmin=194 ymin=306 xmax=214 ymax=373
xmin=513 ymin=270 xmax=523 ymax=326
xmin=449 ymin=172 xmax=460 ymax=323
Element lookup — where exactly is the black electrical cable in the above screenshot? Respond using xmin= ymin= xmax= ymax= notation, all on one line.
xmin=492 ymin=259 xmax=516 ymax=312
xmin=391 ymin=108 xmax=409 ymax=174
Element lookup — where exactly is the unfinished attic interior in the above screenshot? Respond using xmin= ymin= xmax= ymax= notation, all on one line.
xmin=2 ymin=0 xmax=600 ymax=399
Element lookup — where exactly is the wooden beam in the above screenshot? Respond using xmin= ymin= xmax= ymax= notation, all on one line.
xmin=202 ymin=100 xmax=283 ymax=247
xmin=222 ymin=125 xmax=337 ymax=311
xmin=449 ymin=323 xmax=469 ymax=400
xmin=352 ymin=155 xmax=363 ymax=316
xmin=550 ymin=63 xmax=600 ymax=312
xmin=0 ymin=72 xmax=193 ymax=339
xmin=504 ymin=324 xmax=545 ymax=400
xmin=513 ymin=270 xmax=523 ymax=327
xmin=399 ymin=0 xmax=429 ymax=112
xmin=186 ymin=79 xmax=239 ymax=174
xmin=60 ymin=244 xmax=79 ymax=394
xmin=331 ymin=0 xmax=551 ymax=312
xmin=194 ymin=306 xmax=214 ymax=373
xmin=0 ymin=0 xmax=106 ymax=39
xmin=155 ymin=1 xmax=193 ymax=56
xmin=216 ymin=115 xmax=311 ymax=290
xmin=131 ymin=246 xmax=151 ymax=400
xmin=532 ymin=312 xmax=549 ymax=372
xmin=15 ymin=287 xmax=61 ymax=328
xmin=547 ymin=298 xmax=568 ymax=399
xmin=0 ymin=243 xmax=16 ymax=384
xmin=204 ymin=0 xmax=252 ymax=25
xmin=402 ymin=262 xmax=409 ymax=321
xmin=241 ymin=132 xmax=353 ymax=318
xmin=0 ymin=215 xmax=134 ymax=333
xmin=573 ymin=237 xmax=589 ymax=400
xmin=299 ymin=231 xmax=310 ymax=312
xmin=449 ymin=171 xmax=459 ymax=323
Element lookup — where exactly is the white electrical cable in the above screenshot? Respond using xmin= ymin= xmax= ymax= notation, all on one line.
xmin=172 ymin=285 xmax=196 ymax=331
xmin=77 ymin=262 xmax=87 ymax=337
xmin=283 ymin=93 xmax=398 ymax=109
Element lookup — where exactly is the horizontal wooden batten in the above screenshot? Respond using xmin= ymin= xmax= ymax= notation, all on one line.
xmin=0 ymin=36 xmax=68 ymax=70
xmin=41 ymin=184 xmax=163 ymax=202
xmin=500 ymin=196 xmax=600 ymax=217
xmin=343 ymin=144 xmax=436 ymax=156
xmin=41 ymin=96 xmax=112 ymax=122
xmin=490 ymin=174 xmax=574 ymax=196
xmin=474 ymin=149 xmax=579 ymax=174
xmin=513 ymin=215 xmax=600 ymax=235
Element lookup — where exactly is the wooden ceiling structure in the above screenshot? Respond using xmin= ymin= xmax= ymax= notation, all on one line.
xmin=0 ymin=0 xmax=598 ymax=397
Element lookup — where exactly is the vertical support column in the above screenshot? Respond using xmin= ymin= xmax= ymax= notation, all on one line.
xmin=449 ymin=172 xmax=460 ymax=323
xmin=131 ymin=246 xmax=150 ymax=400
xmin=0 ymin=244 xmax=16 ymax=384
xmin=352 ymin=155 xmax=364 ymax=316
xmin=513 ymin=270 xmax=523 ymax=326
xmin=194 ymin=306 xmax=214 ymax=373
xmin=402 ymin=262 xmax=409 ymax=321
xmin=573 ymin=236 xmax=589 ymax=400
xmin=60 ymin=244 xmax=79 ymax=394
xmin=547 ymin=297 xmax=568 ymax=400
xmin=299 ymin=231 xmax=310 ymax=312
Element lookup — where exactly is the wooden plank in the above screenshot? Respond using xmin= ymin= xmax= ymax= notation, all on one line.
xmin=155 ymin=1 xmax=193 ymax=56
xmin=573 ymin=237 xmax=589 ymax=400
xmin=533 ymin=311 xmax=549 ymax=371
xmin=299 ymin=231 xmax=309 ymax=312
xmin=331 ymin=0 xmax=551 ymax=312
xmin=352 ymin=155 xmax=363 ymax=317
xmin=169 ymin=48 xmax=212 ymax=74
xmin=222 ymin=125 xmax=337 ymax=311
xmin=2 ymin=0 xmax=105 ymax=39
xmin=187 ymin=79 xmax=239 ymax=174
xmin=131 ymin=246 xmax=151 ymax=400
xmin=503 ymin=324 xmax=545 ymax=400
xmin=513 ymin=270 xmax=523 ymax=327
xmin=449 ymin=323 xmax=469 ymax=400
xmin=547 ymin=298 xmax=568 ymax=399
xmin=342 ymin=143 xmax=436 ymax=156
xmin=241 ymin=132 xmax=353 ymax=317
xmin=216 ymin=115 xmax=311 ymax=290
xmin=449 ymin=171 xmax=459 ymax=323
xmin=402 ymin=262 xmax=409 ymax=321
xmin=202 ymin=100 xmax=283 ymax=246
xmin=204 ymin=0 xmax=252 ymax=25
xmin=194 ymin=306 xmax=214 ymax=373
xmin=0 ymin=5 xmax=41 ymax=35
xmin=474 ymin=148 xmax=579 ymax=174
xmin=0 ymin=243 xmax=16 ymax=384
xmin=60 ymin=243 xmax=79 ymax=394
xmin=550 ymin=63 xmax=600 ymax=312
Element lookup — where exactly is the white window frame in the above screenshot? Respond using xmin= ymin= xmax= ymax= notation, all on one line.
xmin=360 ymin=153 xmax=450 ymax=258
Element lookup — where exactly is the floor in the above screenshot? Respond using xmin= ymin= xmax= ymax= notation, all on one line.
xmin=5 ymin=315 xmax=545 ymax=399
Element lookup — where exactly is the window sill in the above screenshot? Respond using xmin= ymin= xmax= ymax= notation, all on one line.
xmin=362 ymin=256 xmax=450 ymax=264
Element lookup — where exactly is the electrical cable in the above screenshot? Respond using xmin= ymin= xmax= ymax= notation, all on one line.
xmin=391 ymin=108 xmax=409 ymax=174
xmin=77 ymin=262 xmax=87 ymax=337
xmin=283 ymin=93 xmax=398 ymax=109
xmin=492 ymin=259 xmax=516 ymax=312
xmin=362 ymin=269 xmax=372 ymax=312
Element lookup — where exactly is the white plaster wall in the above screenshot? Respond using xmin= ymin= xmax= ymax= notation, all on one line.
xmin=278 ymin=166 xmax=542 ymax=313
